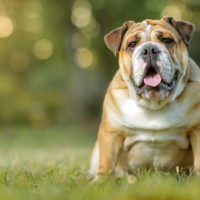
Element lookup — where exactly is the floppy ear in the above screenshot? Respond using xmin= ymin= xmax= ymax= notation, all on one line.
xmin=104 ymin=21 xmax=135 ymax=55
xmin=162 ymin=16 xmax=195 ymax=46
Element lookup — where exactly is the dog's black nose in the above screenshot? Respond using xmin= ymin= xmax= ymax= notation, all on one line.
xmin=142 ymin=46 xmax=160 ymax=58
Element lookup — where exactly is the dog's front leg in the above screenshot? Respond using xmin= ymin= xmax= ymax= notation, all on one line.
xmin=95 ymin=128 xmax=124 ymax=181
xmin=190 ymin=125 xmax=200 ymax=178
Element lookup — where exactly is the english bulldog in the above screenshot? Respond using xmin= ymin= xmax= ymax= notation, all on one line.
xmin=90 ymin=16 xmax=200 ymax=180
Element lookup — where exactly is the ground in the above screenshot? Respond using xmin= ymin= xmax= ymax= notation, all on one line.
xmin=0 ymin=125 xmax=199 ymax=200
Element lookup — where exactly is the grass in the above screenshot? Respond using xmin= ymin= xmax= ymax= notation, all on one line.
xmin=0 ymin=125 xmax=199 ymax=200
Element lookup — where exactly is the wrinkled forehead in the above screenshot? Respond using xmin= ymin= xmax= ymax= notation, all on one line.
xmin=124 ymin=19 xmax=180 ymax=41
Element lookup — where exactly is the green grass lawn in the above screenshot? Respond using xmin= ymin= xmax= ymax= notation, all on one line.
xmin=0 ymin=125 xmax=199 ymax=200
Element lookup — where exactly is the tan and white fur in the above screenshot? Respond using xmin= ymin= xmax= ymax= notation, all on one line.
xmin=89 ymin=16 xmax=200 ymax=180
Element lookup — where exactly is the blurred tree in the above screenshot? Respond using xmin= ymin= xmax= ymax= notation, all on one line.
xmin=0 ymin=0 xmax=199 ymax=126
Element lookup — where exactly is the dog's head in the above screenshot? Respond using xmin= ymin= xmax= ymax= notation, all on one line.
xmin=104 ymin=17 xmax=195 ymax=109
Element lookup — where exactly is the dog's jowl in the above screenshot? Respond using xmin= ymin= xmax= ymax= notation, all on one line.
xmin=90 ymin=16 xmax=200 ymax=180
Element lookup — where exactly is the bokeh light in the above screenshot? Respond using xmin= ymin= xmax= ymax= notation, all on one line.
xmin=74 ymin=48 xmax=94 ymax=69
xmin=71 ymin=0 xmax=92 ymax=28
xmin=161 ymin=5 xmax=182 ymax=19
xmin=22 ymin=0 xmax=43 ymax=13
xmin=22 ymin=12 xmax=43 ymax=35
xmin=82 ymin=18 xmax=101 ymax=37
xmin=21 ymin=0 xmax=43 ymax=39
xmin=0 ymin=0 xmax=199 ymax=127
xmin=33 ymin=39 xmax=54 ymax=60
xmin=0 ymin=16 xmax=13 ymax=38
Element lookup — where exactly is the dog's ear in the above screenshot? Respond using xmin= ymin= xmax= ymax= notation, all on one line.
xmin=162 ymin=16 xmax=195 ymax=46
xmin=104 ymin=21 xmax=135 ymax=55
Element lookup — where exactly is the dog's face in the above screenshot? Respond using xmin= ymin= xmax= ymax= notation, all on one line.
xmin=105 ymin=17 xmax=195 ymax=109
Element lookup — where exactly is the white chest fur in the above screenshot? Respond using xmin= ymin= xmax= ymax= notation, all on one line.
xmin=120 ymin=99 xmax=187 ymax=130
xmin=109 ymin=98 xmax=191 ymax=151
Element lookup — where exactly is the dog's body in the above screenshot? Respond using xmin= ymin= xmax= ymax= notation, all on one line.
xmin=90 ymin=17 xmax=200 ymax=179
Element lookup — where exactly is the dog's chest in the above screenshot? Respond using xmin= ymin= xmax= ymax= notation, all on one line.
xmin=114 ymin=98 xmax=190 ymax=150
xmin=117 ymin=99 xmax=191 ymax=170
xmin=119 ymin=99 xmax=187 ymax=130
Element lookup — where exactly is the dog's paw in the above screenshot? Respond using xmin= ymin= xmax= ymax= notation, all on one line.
xmin=127 ymin=174 xmax=137 ymax=184
xmin=92 ymin=175 xmax=102 ymax=183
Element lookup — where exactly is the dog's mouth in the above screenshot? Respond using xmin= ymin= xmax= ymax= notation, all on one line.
xmin=136 ymin=66 xmax=178 ymax=96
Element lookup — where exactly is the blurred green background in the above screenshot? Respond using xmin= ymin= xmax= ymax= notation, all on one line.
xmin=0 ymin=0 xmax=200 ymax=127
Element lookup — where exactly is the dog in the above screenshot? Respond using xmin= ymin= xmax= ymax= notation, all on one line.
xmin=90 ymin=16 xmax=200 ymax=181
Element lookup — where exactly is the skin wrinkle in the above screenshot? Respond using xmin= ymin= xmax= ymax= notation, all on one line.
xmin=189 ymin=102 xmax=200 ymax=114
xmin=91 ymin=18 xmax=200 ymax=181
xmin=121 ymin=50 xmax=128 ymax=75
xmin=143 ymin=20 xmax=152 ymax=41
xmin=118 ymin=19 xmax=189 ymax=108
xmin=119 ymin=50 xmax=132 ymax=81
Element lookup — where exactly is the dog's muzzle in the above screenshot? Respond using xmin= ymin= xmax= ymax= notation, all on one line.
xmin=131 ymin=42 xmax=178 ymax=99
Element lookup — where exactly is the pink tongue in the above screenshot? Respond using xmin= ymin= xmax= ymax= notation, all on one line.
xmin=144 ymin=73 xmax=161 ymax=87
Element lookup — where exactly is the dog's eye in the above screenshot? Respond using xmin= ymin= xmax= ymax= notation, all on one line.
xmin=162 ymin=37 xmax=174 ymax=44
xmin=128 ymin=41 xmax=137 ymax=50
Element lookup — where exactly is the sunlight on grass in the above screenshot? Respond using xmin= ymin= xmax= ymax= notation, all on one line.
xmin=0 ymin=126 xmax=199 ymax=200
